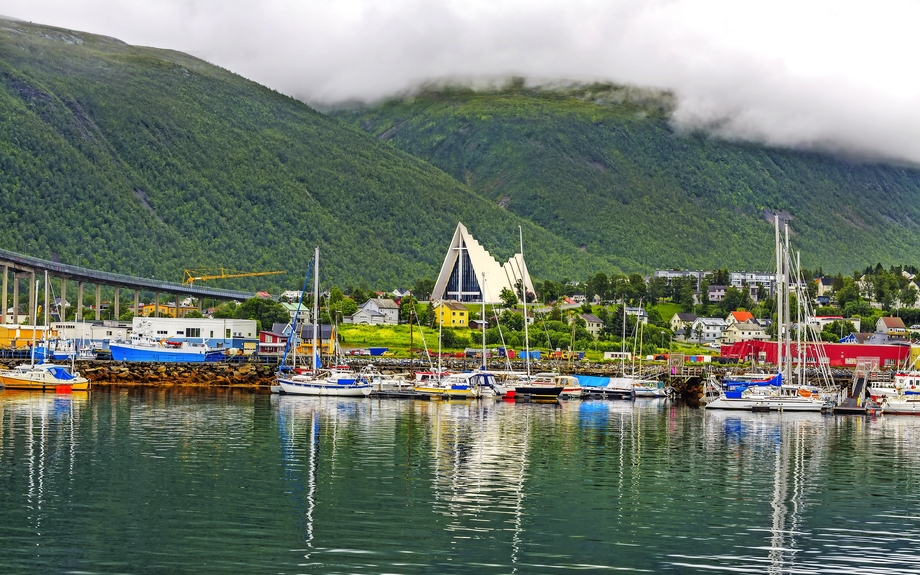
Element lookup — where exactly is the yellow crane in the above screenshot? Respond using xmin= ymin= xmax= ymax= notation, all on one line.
xmin=183 ymin=269 xmax=286 ymax=285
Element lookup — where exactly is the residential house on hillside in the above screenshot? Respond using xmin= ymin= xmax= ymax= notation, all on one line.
xmin=625 ymin=306 xmax=648 ymax=324
xmin=344 ymin=298 xmax=400 ymax=325
xmin=669 ymin=312 xmax=697 ymax=333
xmin=280 ymin=302 xmax=311 ymax=325
xmin=708 ymin=285 xmax=727 ymax=302
xmin=876 ymin=317 xmax=908 ymax=342
xmin=392 ymin=288 xmax=411 ymax=299
xmin=729 ymin=272 xmax=775 ymax=298
xmin=719 ymin=320 xmax=769 ymax=345
xmin=815 ymin=277 xmax=835 ymax=297
xmin=433 ymin=300 xmax=469 ymax=328
xmin=581 ymin=313 xmax=603 ymax=339
xmin=261 ymin=323 xmax=336 ymax=356
xmin=688 ymin=317 xmax=728 ymax=344
xmin=726 ymin=310 xmax=755 ymax=325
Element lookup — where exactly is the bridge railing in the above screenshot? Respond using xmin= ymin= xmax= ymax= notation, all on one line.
xmin=0 ymin=248 xmax=255 ymax=300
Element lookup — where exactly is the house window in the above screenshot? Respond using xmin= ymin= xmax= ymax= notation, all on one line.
xmin=210 ymin=331 xmax=214 ymax=338
xmin=185 ymin=328 xmax=201 ymax=338
xmin=226 ymin=329 xmax=231 ymax=338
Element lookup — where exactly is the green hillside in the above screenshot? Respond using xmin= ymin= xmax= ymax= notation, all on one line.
xmin=333 ymin=82 xmax=920 ymax=273
xmin=0 ymin=19 xmax=610 ymax=292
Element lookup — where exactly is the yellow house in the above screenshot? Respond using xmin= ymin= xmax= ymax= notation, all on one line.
xmin=433 ymin=300 xmax=469 ymax=328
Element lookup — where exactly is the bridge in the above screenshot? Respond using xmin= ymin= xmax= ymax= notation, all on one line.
xmin=0 ymin=248 xmax=257 ymax=324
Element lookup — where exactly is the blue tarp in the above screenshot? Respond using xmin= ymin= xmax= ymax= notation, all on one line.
xmin=575 ymin=375 xmax=611 ymax=388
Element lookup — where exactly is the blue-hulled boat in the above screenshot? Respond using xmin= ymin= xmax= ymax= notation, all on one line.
xmin=110 ymin=323 xmax=224 ymax=363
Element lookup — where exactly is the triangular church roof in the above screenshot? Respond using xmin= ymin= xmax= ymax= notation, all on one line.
xmin=431 ymin=222 xmax=534 ymax=304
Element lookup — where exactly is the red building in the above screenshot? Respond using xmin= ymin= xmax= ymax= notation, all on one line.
xmin=720 ymin=340 xmax=910 ymax=368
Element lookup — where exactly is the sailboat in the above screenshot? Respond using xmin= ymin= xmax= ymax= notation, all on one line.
xmin=412 ymin=300 xmax=481 ymax=398
xmin=0 ymin=276 xmax=90 ymax=391
xmin=706 ymin=217 xmax=829 ymax=412
xmin=506 ymin=227 xmax=564 ymax=399
xmin=275 ymin=248 xmax=372 ymax=397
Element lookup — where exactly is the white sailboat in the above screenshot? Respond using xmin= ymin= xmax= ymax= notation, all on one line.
xmin=276 ymin=248 xmax=371 ymax=397
xmin=706 ymin=217 xmax=829 ymax=412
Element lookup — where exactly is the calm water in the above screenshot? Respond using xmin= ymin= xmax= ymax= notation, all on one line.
xmin=2 ymin=389 xmax=920 ymax=574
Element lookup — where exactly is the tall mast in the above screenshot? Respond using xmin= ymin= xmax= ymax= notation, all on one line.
xmin=775 ymin=215 xmax=783 ymax=379
xmin=313 ymin=247 xmax=320 ymax=369
xmin=30 ymin=279 xmax=39 ymax=365
xmin=520 ymin=227 xmax=531 ymax=378
xmin=481 ymin=272 xmax=487 ymax=371
xmin=784 ymin=224 xmax=791 ymax=383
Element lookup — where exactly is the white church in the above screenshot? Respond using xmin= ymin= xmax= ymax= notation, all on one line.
xmin=430 ymin=223 xmax=535 ymax=304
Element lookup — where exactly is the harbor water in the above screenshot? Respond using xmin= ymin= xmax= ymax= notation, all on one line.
xmin=1 ymin=388 xmax=920 ymax=574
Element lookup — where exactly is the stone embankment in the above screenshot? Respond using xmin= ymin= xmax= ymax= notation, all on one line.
xmin=0 ymin=361 xmax=278 ymax=388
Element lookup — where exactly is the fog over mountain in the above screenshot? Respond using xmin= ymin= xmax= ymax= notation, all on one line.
xmin=6 ymin=1 xmax=920 ymax=164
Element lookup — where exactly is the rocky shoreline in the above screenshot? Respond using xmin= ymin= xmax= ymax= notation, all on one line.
xmin=0 ymin=361 xmax=278 ymax=388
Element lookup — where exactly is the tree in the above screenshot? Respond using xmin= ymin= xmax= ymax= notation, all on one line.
xmin=539 ymin=280 xmax=562 ymax=304
xmin=413 ymin=278 xmax=435 ymax=301
xmin=499 ymin=309 xmax=524 ymax=331
xmin=499 ymin=287 xmax=518 ymax=308
xmin=350 ymin=287 xmax=368 ymax=306
xmin=184 ymin=310 xmax=204 ymax=319
xmin=213 ymin=301 xmax=239 ymax=319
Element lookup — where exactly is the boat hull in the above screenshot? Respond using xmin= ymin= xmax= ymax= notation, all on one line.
xmin=881 ymin=397 xmax=920 ymax=415
xmin=705 ymin=396 xmax=825 ymax=412
xmin=514 ymin=385 xmax=564 ymax=398
xmin=413 ymin=385 xmax=477 ymax=399
xmin=277 ymin=378 xmax=371 ymax=396
xmin=110 ymin=343 xmax=224 ymax=363
xmin=0 ymin=364 xmax=90 ymax=391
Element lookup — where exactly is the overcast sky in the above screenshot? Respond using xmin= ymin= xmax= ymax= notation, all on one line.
xmin=6 ymin=1 xmax=920 ymax=165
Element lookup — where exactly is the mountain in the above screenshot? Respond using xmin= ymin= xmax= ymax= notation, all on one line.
xmin=0 ymin=19 xmax=609 ymax=292
xmin=332 ymin=82 xmax=920 ymax=274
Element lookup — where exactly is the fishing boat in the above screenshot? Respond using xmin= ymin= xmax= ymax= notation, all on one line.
xmin=275 ymin=248 xmax=371 ymax=397
xmin=110 ymin=322 xmax=224 ymax=363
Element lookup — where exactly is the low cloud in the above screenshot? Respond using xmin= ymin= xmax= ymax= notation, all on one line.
xmin=7 ymin=1 xmax=920 ymax=164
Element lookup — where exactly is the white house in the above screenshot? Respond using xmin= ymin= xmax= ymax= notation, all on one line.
xmin=625 ymin=306 xmax=648 ymax=325
xmin=344 ymin=298 xmax=400 ymax=325
xmin=689 ymin=317 xmax=728 ymax=344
